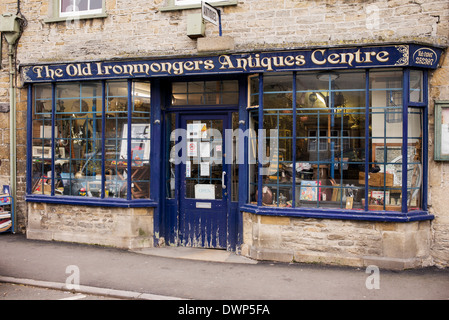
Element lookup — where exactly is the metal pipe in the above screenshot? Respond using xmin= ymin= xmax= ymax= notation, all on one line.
xmin=8 ymin=43 xmax=16 ymax=233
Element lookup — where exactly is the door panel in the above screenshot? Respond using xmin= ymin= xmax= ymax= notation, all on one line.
xmin=179 ymin=115 xmax=228 ymax=248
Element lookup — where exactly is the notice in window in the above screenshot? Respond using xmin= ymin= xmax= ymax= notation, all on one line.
xmin=442 ymin=108 xmax=449 ymax=155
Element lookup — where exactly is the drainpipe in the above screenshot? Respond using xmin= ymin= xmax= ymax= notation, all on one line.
xmin=1 ymin=14 xmax=22 ymax=233
xmin=8 ymin=43 xmax=17 ymax=233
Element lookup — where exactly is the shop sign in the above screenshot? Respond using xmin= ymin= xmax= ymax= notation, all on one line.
xmin=21 ymin=44 xmax=443 ymax=83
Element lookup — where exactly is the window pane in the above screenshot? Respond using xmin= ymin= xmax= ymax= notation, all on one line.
xmin=131 ymin=81 xmax=151 ymax=199
xmin=78 ymin=0 xmax=88 ymax=11
xmin=407 ymin=107 xmax=423 ymax=211
xmin=32 ymin=85 xmax=52 ymax=195
xmin=410 ymin=70 xmax=423 ymax=103
xmin=171 ymin=80 xmax=238 ymax=106
xmin=105 ymin=81 xmax=128 ymax=199
xmin=61 ymin=0 xmax=73 ymax=12
xmin=248 ymin=111 xmax=258 ymax=204
xmin=91 ymin=0 xmax=103 ymax=10
xmin=368 ymin=70 xmax=403 ymax=211
xmin=55 ymin=82 xmax=103 ymax=197
xmin=263 ymin=73 xmax=292 ymax=109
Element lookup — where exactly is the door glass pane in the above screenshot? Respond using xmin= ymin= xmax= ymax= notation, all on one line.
xmin=185 ymin=119 xmax=223 ymax=200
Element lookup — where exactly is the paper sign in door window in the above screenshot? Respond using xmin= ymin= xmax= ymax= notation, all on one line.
xmin=200 ymin=162 xmax=210 ymax=176
xmin=200 ymin=142 xmax=211 ymax=157
xmin=186 ymin=160 xmax=191 ymax=178
xmin=187 ymin=141 xmax=197 ymax=156
xmin=195 ymin=184 xmax=215 ymax=199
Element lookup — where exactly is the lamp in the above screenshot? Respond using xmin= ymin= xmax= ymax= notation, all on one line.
xmin=317 ymin=72 xmax=339 ymax=82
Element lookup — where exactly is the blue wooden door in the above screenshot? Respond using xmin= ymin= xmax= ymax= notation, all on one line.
xmin=179 ymin=114 xmax=229 ymax=248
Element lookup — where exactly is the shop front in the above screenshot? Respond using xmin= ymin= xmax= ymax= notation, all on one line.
xmin=23 ymin=43 xmax=444 ymax=268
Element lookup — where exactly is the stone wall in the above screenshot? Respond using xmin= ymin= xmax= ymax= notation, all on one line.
xmin=13 ymin=0 xmax=449 ymax=65
xmin=27 ymin=203 xmax=154 ymax=249
xmin=242 ymin=212 xmax=432 ymax=270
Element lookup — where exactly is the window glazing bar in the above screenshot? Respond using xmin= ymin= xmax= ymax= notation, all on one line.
xmin=402 ymin=69 xmax=410 ymax=213
xmin=257 ymin=73 xmax=263 ymax=207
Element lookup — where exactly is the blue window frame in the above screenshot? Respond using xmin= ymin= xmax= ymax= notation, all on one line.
xmin=244 ymin=69 xmax=433 ymax=222
xmin=26 ymin=80 xmax=155 ymax=207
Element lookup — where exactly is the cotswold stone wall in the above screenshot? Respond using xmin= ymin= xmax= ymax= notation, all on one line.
xmin=27 ymin=203 xmax=154 ymax=249
xmin=14 ymin=0 xmax=449 ymax=64
xmin=242 ymin=212 xmax=432 ymax=270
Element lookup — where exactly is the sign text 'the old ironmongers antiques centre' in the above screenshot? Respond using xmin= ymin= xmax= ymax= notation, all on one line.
xmin=21 ymin=44 xmax=442 ymax=83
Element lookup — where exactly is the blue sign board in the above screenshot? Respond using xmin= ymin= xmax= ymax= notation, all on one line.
xmin=21 ymin=44 xmax=443 ymax=83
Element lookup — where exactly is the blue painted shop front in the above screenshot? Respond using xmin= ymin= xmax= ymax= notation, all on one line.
xmin=23 ymin=44 xmax=443 ymax=252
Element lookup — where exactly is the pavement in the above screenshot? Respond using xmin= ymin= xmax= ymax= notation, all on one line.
xmin=1 ymin=233 xmax=449 ymax=302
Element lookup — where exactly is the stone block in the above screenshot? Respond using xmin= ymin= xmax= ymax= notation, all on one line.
xmin=197 ymin=36 xmax=235 ymax=52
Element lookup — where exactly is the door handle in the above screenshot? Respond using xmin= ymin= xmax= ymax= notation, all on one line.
xmin=222 ymin=171 xmax=226 ymax=189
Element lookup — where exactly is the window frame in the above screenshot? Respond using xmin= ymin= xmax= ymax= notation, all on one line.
xmin=26 ymin=80 xmax=156 ymax=208
xmin=242 ymin=68 xmax=432 ymax=222
xmin=59 ymin=0 xmax=103 ymax=18
xmin=45 ymin=0 xmax=107 ymax=23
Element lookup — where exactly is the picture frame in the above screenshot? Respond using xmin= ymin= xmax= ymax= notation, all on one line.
xmin=434 ymin=101 xmax=449 ymax=161
xmin=299 ymin=180 xmax=321 ymax=201
xmin=32 ymin=146 xmax=65 ymax=159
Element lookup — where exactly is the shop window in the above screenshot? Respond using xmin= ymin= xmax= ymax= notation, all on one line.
xmin=248 ymin=70 xmax=425 ymax=213
xmin=171 ymin=80 xmax=238 ymax=106
xmin=30 ymin=80 xmax=151 ymax=201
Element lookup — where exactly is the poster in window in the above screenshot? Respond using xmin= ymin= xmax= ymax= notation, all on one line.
xmin=120 ymin=124 xmax=150 ymax=162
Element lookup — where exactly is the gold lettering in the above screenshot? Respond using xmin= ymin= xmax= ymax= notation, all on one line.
xmin=193 ymin=60 xmax=203 ymax=71
xmin=284 ymin=56 xmax=295 ymax=67
xmin=219 ymin=55 xmax=235 ymax=69
xmin=272 ymin=56 xmax=285 ymax=68
xmin=173 ymin=61 xmax=184 ymax=75
xmin=66 ymin=64 xmax=78 ymax=77
xmin=184 ymin=61 xmax=194 ymax=71
xmin=236 ymin=58 xmax=248 ymax=71
xmin=33 ymin=66 xmax=44 ymax=78
xmin=133 ymin=64 xmax=150 ymax=75
xmin=376 ymin=51 xmax=389 ymax=62
xmin=340 ymin=53 xmax=355 ymax=66
xmin=160 ymin=62 xmax=172 ymax=74
xmin=311 ymin=49 xmax=327 ymax=65
xmin=55 ymin=68 xmax=64 ymax=78
xmin=260 ymin=57 xmax=273 ymax=71
xmin=112 ymin=65 xmax=123 ymax=74
xmin=328 ymin=53 xmax=340 ymax=64
xmin=204 ymin=60 xmax=214 ymax=70
xmin=96 ymin=62 xmax=103 ymax=75
xmin=295 ymin=55 xmax=306 ymax=66
xmin=150 ymin=63 xmax=161 ymax=73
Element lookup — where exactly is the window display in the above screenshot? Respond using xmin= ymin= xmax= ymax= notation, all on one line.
xmin=248 ymin=70 xmax=423 ymax=213
xmin=31 ymin=80 xmax=151 ymax=200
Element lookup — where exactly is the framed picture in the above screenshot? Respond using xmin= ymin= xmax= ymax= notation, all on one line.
xmin=32 ymin=146 xmax=52 ymax=158
xmin=299 ymin=180 xmax=321 ymax=201
xmin=435 ymin=101 xmax=449 ymax=161
xmin=32 ymin=146 xmax=65 ymax=159
xmin=370 ymin=190 xmax=390 ymax=206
